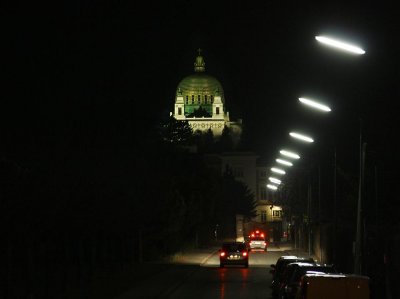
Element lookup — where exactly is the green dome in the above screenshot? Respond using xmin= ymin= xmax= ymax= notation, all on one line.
xmin=176 ymin=73 xmax=224 ymax=101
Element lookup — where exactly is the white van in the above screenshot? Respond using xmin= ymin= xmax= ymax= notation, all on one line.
xmin=295 ymin=273 xmax=370 ymax=299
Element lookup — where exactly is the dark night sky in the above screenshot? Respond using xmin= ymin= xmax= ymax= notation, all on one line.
xmin=4 ymin=2 xmax=400 ymax=197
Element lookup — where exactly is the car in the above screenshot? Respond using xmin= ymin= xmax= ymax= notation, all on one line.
xmin=270 ymin=256 xmax=315 ymax=298
xmin=248 ymin=230 xmax=268 ymax=251
xmin=278 ymin=262 xmax=338 ymax=299
xmin=295 ymin=273 xmax=370 ymax=299
xmin=219 ymin=242 xmax=249 ymax=268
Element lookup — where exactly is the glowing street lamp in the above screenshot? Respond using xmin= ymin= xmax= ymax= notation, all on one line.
xmin=315 ymin=36 xmax=365 ymax=55
xmin=269 ymin=177 xmax=282 ymax=184
xmin=280 ymin=150 xmax=300 ymax=159
xmin=276 ymin=158 xmax=293 ymax=167
xmin=299 ymin=97 xmax=331 ymax=112
xmin=271 ymin=167 xmax=286 ymax=175
xmin=290 ymin=132 xmax=314 ymax=143
xmin=267 ymin=184 xmax=278 ymax=191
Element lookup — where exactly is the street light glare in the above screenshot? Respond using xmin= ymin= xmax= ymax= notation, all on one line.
xmin=271 ymin=167 xmax=286 ymax=175
xmin=290 ymin=132 xmax=314 ymax=143
xmin=267 ymin=184 xmax=278 ymax=190
xmin=280 ymin=150 xmax=300 ymax=159
xmin=315 ymin=36 xmax=366 ymax=55
xmin=299 ymin=97 xmax=331 ymax=112
xmin=276 ymin=158 xmax=293 ymax=166
xmin=269 ymin=177 xmax=281 ymax=184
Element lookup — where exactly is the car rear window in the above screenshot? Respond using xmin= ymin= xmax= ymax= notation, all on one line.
xmin=250 ymin=237 xmax=265 ymax=241
xmin=223 ymin=243 xmax=246 ymax=251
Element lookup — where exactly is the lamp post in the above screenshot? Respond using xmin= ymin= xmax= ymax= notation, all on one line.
xmin=315 ymin=35 xmax=366 ymax=274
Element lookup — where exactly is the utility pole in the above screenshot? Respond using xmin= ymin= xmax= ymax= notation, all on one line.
xmin=333 ymin=147 xmax=337 ymax=264
xmin=308 ymin=181 xmax=312 ymax=256
xmin=354 ymin=127 xmax=367 ymax=274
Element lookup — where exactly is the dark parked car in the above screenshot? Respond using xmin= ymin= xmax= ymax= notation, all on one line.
xmin=270 ymin=256 xmax=315 ymax=298
xmin=278 ymin=262 xmax=338 ymax=299
xmin=219 ymin=242 xmax=249 ymax=268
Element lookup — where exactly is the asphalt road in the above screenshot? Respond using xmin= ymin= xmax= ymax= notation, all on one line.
xmin=117 ymin=246 xmax=293 ymax=299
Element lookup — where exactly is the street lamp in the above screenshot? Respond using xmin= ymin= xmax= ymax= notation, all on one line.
xmin=299 ymin=97 xmax=331 ymax=112
xmin=289 ymin=132 xmax=314 ymax=143
xmin=316 ymin=34 xmax=366 ymax=274
xmin=280 ymin=149 xmax=300 ymax=159
xmin=315 ymin=36 xmax=365 ymax=55
xmin=271 ymin=167 xmax=286 ymax=175
xmin=267 ymin=184 xmax=278 ymax=191
xmin=269 ymin=177 xmax=282 ymax=185
xmin=276 ymin=158 xmax=293 ymax=167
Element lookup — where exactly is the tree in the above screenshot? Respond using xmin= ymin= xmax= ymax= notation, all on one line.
xmin=215 ymin=126 xmax=234 ymax=152
xmin=158 ymin=116 xmax=194 ymax=145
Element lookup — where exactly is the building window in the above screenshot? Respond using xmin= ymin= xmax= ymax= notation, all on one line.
xmin=216 ymin=107 xmax=220 ymax=115
xmin=260 ymin=186 xmax=267 ymax=200
xmin=261 ymin=210 xmax=267 ymax=223
xmin=186 ymin=96 xmax=189 ymax=104
xmin=178 ymin=107 xmax=182 ymax=115
xmin=204 ymin=95 xmax=208 ymax=104
xmin=191 ymin=95 xmax=194 ymax=104
xmin=211 ymin=95 xmax=214 ymax=103
xmin=272 ymin=210 xmax=283 ymax=218
xmin=198 ymin=95 xmax=201 ymax=104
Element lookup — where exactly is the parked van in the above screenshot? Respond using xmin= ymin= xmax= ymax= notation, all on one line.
xmin=295 ymin=273 xmax=370 ymax=299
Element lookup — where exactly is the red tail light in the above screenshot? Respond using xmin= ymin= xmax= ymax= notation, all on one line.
xmin=242 ymin=251 xmax=248 ymax=257
xmin=220 ymin=251 xmax=226 ymax=257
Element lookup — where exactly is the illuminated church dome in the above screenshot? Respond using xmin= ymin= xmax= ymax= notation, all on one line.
xmin=172 ymin=49 xmax=242 ymax=138
xmin=175 ymin=50 xmax=224 ymax=117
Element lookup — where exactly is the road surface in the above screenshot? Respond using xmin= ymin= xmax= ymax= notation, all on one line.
xmin=117 ymin=246 xmax=295 ymax=299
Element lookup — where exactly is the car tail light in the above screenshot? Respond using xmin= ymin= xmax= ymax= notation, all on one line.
xmin=264 ymin=242 xmax=267 ymax=246
xmin=242 ymin=251 xmax=248 ymax=257
xmin=220 ymin=251 xmax=226 ymax=257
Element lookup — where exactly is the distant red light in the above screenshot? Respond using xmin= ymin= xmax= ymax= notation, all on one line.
xmin=251 ymin=233 xmax=255 ymax=237
xmin=242 ymin=251 xmax=248 ymax=257
xmin=220 ymin=251 xmax=226 ymax=257
xmin=261 ymin=233 xmax=265 ymax=238
xmin=255 ymin=230 xmax=260 ymax=234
